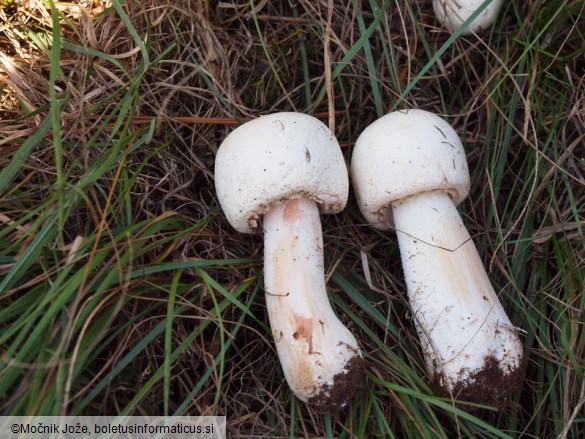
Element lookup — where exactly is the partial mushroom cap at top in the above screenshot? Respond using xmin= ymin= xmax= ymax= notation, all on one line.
xmin=433 ymin=0 xmax=503 ymax=35
xmin=351 ymin=109 xmax=470 ymax=230
xmin=215 ymin=112 xmax=349 ymax=234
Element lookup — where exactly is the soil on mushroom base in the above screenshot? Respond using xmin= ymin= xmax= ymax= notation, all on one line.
xmin=432 ymin=355 xmax=528 ymax=408
xmin=307 ymin=356 xmax=365 ymax=413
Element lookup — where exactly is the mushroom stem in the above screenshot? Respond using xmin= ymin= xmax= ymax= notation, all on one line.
xmin=263 ymin=196 xmax=363 ymax=411
xmin=392 ymin=190 xmax=524 ymax=402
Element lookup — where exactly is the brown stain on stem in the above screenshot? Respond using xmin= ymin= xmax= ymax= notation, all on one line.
xmin=438 ymin=237 xmax=497 ymax=307
xmin=292 ymin=315 xmax=315 ymax=354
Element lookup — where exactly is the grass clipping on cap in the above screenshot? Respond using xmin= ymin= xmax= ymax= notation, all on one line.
xmin=0 ymin=0 xmax=584 ymax=437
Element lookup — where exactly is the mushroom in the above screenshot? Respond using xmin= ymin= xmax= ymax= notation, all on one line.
xmin=433 ymin=0 xmax=503 ymax=35
xmin=214 ymin=112 xmax=363 ymax=411
xmin=351 ymin=109 xmax=524 ymax=404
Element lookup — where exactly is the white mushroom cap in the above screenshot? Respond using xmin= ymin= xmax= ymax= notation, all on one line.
xmin=215 ymin=112 xmax=349 ymax=234
xmin=351 ymin=109 xmax=470 ymax=230
xmin=433 ymin=0 xmax=503 ymax=35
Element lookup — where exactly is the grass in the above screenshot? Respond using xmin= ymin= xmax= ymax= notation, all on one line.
xmin=0 ymin=0 xmax=583 ymax=437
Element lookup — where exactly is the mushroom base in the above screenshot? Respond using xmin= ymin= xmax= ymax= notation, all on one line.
xmin=307 ymin=356 xmax=365 ymax=413
xmin=431 ymin=355 xmax=527 ymax=407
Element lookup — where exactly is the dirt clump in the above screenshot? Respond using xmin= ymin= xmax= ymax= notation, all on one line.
xmin=307 ymin=356 xmax=365 ymax=413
